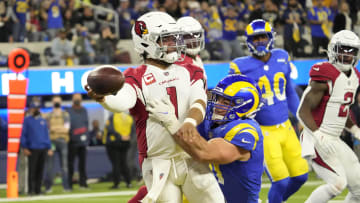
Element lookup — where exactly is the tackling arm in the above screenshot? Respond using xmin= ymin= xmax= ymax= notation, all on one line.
xmin=173 ymin=132 xmax=250 ymax=164
xmin=176 ymin=79 xmax=207 ymax=137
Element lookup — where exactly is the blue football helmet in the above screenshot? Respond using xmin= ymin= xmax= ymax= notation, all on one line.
xmin=206 ymin=74 xmax=262 ymax=123
xmin=245 ymin=19 xmax=275 ymax=56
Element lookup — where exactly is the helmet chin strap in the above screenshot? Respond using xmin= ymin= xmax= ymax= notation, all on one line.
xmin=212 ymin=113 xmax=225 ymax=120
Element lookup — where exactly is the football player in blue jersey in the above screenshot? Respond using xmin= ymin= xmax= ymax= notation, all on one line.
xmin=229 ymin=19 xmax=309 ymax=203
xmin=147 ymin=74 xmax=264 ymax=203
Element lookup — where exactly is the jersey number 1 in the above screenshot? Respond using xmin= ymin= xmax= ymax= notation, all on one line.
xmin=166 ymin=87 xmax=179 ymax=118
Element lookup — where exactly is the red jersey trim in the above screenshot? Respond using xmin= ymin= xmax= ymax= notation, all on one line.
xmin=313 ymin=150 xmax=337 ymax=174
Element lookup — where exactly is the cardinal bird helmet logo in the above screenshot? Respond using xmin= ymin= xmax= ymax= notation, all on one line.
xmin=135 ymin=21 xmax=148 ymax=38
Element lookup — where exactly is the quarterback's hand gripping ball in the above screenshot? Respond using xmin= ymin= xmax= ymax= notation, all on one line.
xmin=85 ymin=65 xmax=125 ymax=102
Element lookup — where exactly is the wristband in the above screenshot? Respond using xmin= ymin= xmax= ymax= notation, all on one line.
xmin=184 ymin=117 xmax=197 ymax=127
xmin=191 ymin=102 xmax=205 ymax=118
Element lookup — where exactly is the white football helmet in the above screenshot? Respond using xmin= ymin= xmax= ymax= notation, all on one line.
xmin=328 ymin=30 xmax=360 ymax=72
xmin=177 ymin=16 xmax=204 ymax=56
xmin=131 ymin=12 xmax=185 ymax=63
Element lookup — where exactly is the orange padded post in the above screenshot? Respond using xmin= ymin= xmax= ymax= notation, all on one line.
xmin=6 ymin=171 xmax=18 ymax=198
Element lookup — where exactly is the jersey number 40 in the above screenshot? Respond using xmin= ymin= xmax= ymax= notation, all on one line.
xmin=258 ymin=72 xmax=286 ymax=105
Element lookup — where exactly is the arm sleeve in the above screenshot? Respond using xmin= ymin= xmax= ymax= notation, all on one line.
xmin=189 ymin=79 xmax=207 ymax=105
xmin=101 ymin=83 xmax=137 ymax=112
xmin=286 ymin=69 xmax=300 ymax=117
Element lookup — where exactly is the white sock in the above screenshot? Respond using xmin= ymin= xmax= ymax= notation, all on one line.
xmin=305 ymin=184 xmax=338 ymax=203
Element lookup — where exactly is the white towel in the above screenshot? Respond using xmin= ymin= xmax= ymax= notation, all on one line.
xmin=141 ymin=159 xmax=171 ymax=203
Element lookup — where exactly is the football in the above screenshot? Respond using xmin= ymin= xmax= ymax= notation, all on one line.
xmin=87 ymin=66 xmax=125 ymax=95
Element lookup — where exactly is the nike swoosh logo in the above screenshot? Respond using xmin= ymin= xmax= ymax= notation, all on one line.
xmin=158 ymin=112 xmax=168 ymax=114
xmin=241 ymin=138 xmax=251 ymax=144
xmin=313 ymin=67 xmax=319 ymax=71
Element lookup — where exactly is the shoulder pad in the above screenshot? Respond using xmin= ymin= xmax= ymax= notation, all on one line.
xmin=309 ymin=62 xmax=340 ymax=83
xmin=182 ymin=63 xmax=205 ymax=82
xmin=230 ymin=56 xmax=252 ymax=74
xmin=124 ymin=65 xmax=147 ymax=89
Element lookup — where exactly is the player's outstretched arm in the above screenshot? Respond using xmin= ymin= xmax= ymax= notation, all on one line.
xmin=297 ymin=81 xmax=327 ymax=132
xmin=85 ymin=83 xmax=137 ymax=112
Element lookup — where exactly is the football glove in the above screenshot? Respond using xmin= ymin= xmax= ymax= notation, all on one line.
xmin=313 ymin=130 xmax=337 ymax=155
xmin=146 ymin=98 xmax=181 ymax=135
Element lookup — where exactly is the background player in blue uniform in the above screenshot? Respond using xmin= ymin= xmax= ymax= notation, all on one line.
xmin=147 ymin=74 xmax=264 ymax=203
xmin=229 ymin=19 xmax=308 ymax=203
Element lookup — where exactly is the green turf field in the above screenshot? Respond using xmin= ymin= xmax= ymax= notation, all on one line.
xmin=0 ymin=172 xmax=348 ymax=203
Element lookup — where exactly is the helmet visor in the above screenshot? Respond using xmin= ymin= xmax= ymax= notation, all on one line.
xmin=157 ymin=32 xmax=185 ymax=53
xmin=183 ymin=31 xmax=204 ymax=49
xmin=334 ymin=44 xmax=359 ymax=65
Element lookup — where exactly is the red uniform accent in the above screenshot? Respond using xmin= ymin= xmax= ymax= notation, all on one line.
xmin=175 ymin=54 xmax=194 ymax=66
xmin=313 ymin=150 xmax=336 ymax=173
xmin=124 ymin=65 xmax=149 ymax=166
xmin=182 ymin=63 xmax=205 ymax=85
xmin=309 ymin=62 xmax=340 ymax=84
xmin=128 ymin=185 xmax=148 ymax=203
xmin=309 ymin=63 xmax=340 ymax=127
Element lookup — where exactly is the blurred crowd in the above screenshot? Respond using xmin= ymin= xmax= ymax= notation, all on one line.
xmin=0 ymin=94 xmax=140 ymax=195
xmin=0 ymin=0 xmax=360 ymax=65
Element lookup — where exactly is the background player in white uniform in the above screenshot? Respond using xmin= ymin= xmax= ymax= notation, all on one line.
xmin=86 ymin=12 xmax=224 ymax=203
xmin=297 ymin=30 xmax=360 ymax=203
xmin=176 ymin=16 xmax=205 ymax=71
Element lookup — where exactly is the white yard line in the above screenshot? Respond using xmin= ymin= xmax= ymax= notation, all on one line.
xmin=0 ymin=191 xmax=137 ymax=202
xmin=261 ymin=180 xmax=324 ymax=188
xmin=0 ymin=180 xmax=332 ymax=202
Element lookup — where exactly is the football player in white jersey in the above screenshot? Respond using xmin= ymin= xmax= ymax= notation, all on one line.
xmin=175 ymin=16 xmax=205 ymax=70
xmin=86 ymin=12 xmax=225 ymax=203
xmin=297 ymin=30 xmax=360 ymax=203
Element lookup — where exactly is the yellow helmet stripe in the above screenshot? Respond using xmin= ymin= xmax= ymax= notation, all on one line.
xmin=264 ymin=22 xmax=272 ymax=32
xmin=233 ymin=87 xmax=260 ymax=117
xmin=246 ymin=24 xmax=254 ymax=35
xmin=224 ymin=81 xmax=256 ymax=96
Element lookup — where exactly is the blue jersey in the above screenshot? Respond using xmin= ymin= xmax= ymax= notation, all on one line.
xmin=307 ymin=6 xmax=331 ymax=38
xmin=14 ymin=0 xmax=28 ymax=25
xmin=47 ymin=0 xmax=63 ymax=29
xmin=198 ymin=119 xmax=264 ymax=203
xmin=229 ymin=49 xmax=299 ymax=125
